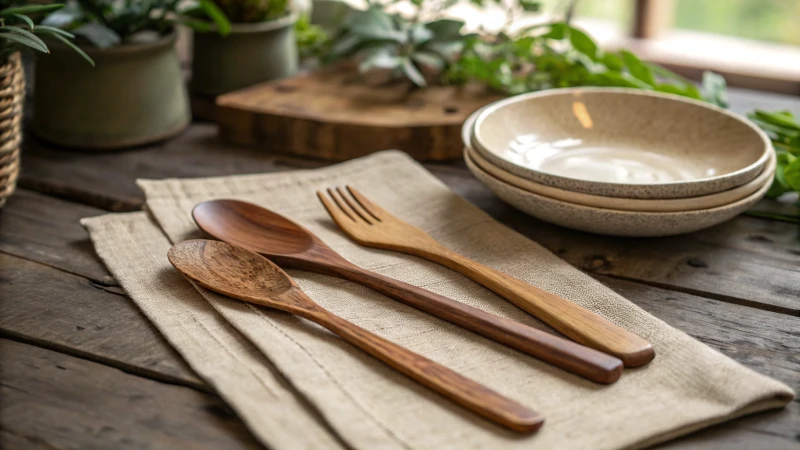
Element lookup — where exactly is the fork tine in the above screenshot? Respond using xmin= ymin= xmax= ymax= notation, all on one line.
xmin=327 ymin=187 xmax=365 ymax=224
xmin=346 ymin=186 xmax=384 ymax=222
xmin=336 ymin=186 xmax=374 ymax=225
xmin=317 ymin=190 xmax=356 ymax=225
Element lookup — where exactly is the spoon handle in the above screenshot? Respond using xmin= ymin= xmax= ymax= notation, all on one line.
xmin=324 ymin=262 xmax=623 ymax=384
xmin=305 ymin=305 xmax=544 ymax=433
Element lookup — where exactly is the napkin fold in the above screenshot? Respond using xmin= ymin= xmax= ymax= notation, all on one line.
xmin=83 ymin=150 xmax=793 ymax=450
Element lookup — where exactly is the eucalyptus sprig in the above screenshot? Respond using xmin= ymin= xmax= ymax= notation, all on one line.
xmin=0 ymin=3 xmax=93 ymax=65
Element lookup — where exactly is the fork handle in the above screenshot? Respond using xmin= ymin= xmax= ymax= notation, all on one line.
xmin=327 ymin=261 xmax=623 ymax=384
xmin=412 ymin=246 xmax=655 ymax=367
xmin=305 ymin=306 xmax=544 ymax=433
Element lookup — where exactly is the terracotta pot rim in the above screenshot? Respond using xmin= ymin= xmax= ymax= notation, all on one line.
xmin=45 ymin=29 xmax=177 ymax=57
xmin=199 ymin=12 xmax=297 ymax=34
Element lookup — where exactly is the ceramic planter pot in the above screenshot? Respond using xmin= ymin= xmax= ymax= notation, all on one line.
xmin=33 ymin=32 xmax=189 ymax=150
xmin=191 ymin=14 xmax=298 ymax=96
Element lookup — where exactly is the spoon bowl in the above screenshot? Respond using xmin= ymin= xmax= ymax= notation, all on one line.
xmin=168 ymin=238 xmax=298 ymax=309
xmin=193 ymin=200 xmax=316 ymax=257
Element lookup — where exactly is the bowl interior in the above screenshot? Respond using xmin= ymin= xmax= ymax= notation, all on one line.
xmin=474 ymin=89 xmax=768 ymax=185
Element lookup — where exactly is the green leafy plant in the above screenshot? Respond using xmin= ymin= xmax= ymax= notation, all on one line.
xmin=328 ymin=9 xmax=470 ymax=87
xmin=42 ymin=0 xmax=231 ymax=48
xmin=0 ymin=3 xmax=93 ymax=65
xmin=447 ymin=22 xmax=728 ymax=107
xmin=748 ymin=111 xmax=800 ymax=200
xmin=207 ymin=0 xmax=289 ymax=23
xmin=295 ymin=13 xmax=329 ymax=59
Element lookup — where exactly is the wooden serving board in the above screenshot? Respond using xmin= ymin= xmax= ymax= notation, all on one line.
xmin=215 ymin=65 xmax=502 ymax=161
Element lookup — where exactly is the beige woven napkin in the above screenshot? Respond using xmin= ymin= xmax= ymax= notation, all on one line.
xmin=85 ymin=150 xmax=793 ymax=450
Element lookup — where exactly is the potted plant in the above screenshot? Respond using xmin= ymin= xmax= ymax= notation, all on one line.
xmin=190 ymin=0 xmax=298 ymax=96
xmin=0 ymin=2 xmax=91 ymax=206
xmin=32 ymin=0 xmax=226 ymax=149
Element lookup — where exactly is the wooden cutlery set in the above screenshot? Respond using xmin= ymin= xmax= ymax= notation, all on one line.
xmin=168 ymin=187 xmax=655 ymax=433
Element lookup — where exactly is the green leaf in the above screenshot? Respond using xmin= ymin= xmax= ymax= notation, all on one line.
xmin=41 ymin=7 xmax=81 ymax=28
xmin=359 ymin=47 xmax=401 ymax=72
xmin=402 ymin=58 xmax=426 ymax=87
xmin=179 ymin=17 xmax=214 ymax=33
xmin=783 ymin=156 xmax=800 ymax=191
xmin=34 ymin=25 xmax=75 ymax=38
xmin=0 ymin=27 xmax=48 ymax=52
xmin=701 ymin=71 xmax=728 ymax=108
xmin=0 ymin=4 xmax=65 ymax=16
xmin=329 ymin=33 xmax=363 ymax=58
xmin=569 ymin=26 xmax=599 ymax=60
xmin=601 ymin=52 xmax=623 ymax=71
xmin=424 ymin=19 xmax=463 ymax=41
xmin=648 ymin=63 xmax=685 ymax=82
xmin=752 ymin=110 xmax=800 ymax=132
xmin=543 ymin=22 xmax=566 ymax=40
xmin=13 ymin=14 xmax=34 ymax=30
xmin=520 ymin=0 xmax=541 ymax=12
xmin=73 ymin=23 xmax=121 ymax=48
xmin=410 ymin=23 xmax=432 ymax=45
xmin=348 ymin=9 xmax=403 ymax=42
xmin=197 ymin=0 xmax=231 ymax=36
xmin=44 ymin=32 xmax=94 ymax=66
xmin=595 ymin=71 xmax=652 ymax=89
xmin=411 ymin=51 xmax=444 ymax=71
xmin=424 ymin=40 xmax=463 ymax=62
xmin=620 ymin=50 xmax=655 ymax=86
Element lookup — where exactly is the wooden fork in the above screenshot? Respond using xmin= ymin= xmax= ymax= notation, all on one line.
xmin=317 ymin=186 xmax=655 ymax=367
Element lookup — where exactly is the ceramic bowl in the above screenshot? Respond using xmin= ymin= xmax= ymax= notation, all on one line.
xmin=470 ymin=88 xmax=771 ymax=199
xmin=467 ymin=145 xmax=776 ymax=213
xmin=464 ymin=149 xmax=774 ymax=237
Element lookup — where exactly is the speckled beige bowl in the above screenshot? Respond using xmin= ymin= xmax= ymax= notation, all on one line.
xmin=471 ymin=88 xmax=771 ymax=199
xmin=464 ymin=148 xmax=774 ymax=237
xmin=467 ymin=144 xmax=776 ymax=212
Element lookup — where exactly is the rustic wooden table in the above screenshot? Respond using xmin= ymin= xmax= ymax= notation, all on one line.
xmin=1 ymin=87 xmax=798 ymax=449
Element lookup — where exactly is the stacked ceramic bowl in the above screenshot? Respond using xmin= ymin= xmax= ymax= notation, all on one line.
xmin=463 ymin=88 xmax=774 ymax=237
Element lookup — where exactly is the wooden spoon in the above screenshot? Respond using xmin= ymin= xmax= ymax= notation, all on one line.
xmin=193 ymin=199 xmax=624 ymax=384
xmin=168 ymin=239 xmax=544 ymax=433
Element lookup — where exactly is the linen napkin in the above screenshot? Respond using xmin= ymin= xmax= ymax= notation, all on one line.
xmin=83 ymin=150 xmax=793 ymax=450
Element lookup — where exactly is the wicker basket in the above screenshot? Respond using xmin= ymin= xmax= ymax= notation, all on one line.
xmin=0 ymin=52 xmax=23 ymax=208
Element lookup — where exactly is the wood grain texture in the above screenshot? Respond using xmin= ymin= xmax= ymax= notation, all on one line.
xmin=193 ymin=199 xmax=625 ymax=384
xmin=216 ymin=65 xmax=502 ymax=161
xmin=0 ymin=251 xmax=204 ymax=388
xmin=319 ymin=186 xmax=654 ymax=367
xmin=2 ymin=191 xmax=799 ymax=448
xmin=0 ymin=338 xmax=261 ymax=450
xmin=169 ymin=239 xmax=544 ymax=433
xmin=0 ymin=189 xmax=113 ymax=281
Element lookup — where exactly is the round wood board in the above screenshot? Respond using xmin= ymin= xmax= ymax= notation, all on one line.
xmin=215 ymin=65 xmax=503 ymax=161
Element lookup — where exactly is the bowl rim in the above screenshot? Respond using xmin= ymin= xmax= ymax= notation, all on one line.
xmin=471 ymin=87 xmax=772 ymax=190
xmin=463 ymin=145 xmax=774 ymax=217
xmin=465 ymin=144 xmax=776 ymax=213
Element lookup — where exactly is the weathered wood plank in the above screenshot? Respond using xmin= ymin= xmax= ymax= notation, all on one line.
xmin=599 ymin=275 xmax=799 ymax=449
xmin=0 ymin=189 xmax=113 ymax=282
xmin=431 ymin=165 xmax=800 ymax=315
xmin=0 ymin=251 xmax=203 ymax=389
xmin=20 ymin=124 xmax=315 ymax=212
xmin=0 ymin=338 xmax=261 ymax=450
